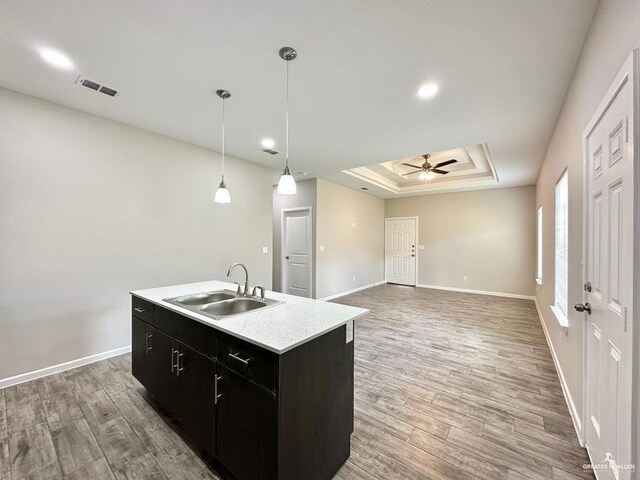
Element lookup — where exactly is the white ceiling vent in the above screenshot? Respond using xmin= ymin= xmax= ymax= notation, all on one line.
xmin=76 ymin=76 xmax=119 ymax=97
xmin=262 ymin=148 xmax=279 ymax=155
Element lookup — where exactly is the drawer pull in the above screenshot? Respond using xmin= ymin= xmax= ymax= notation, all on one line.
xmin=228 ymin=352 xmax=250 ymax=365
xmin=134 ymin=307 xmax=147 ymax=314
xmin=145 ymin=333 xmax=153 ymax=353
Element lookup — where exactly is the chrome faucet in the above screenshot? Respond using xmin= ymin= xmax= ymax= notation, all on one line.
xmin=227 ymin=263 xmax=249 ymax=296
xmin=252 ymin=285 xmax=265 ymax=300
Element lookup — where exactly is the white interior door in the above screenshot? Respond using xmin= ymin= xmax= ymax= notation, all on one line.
xmin=385 ymin=217 xmax=417 ymax=286
xmin=583 ymin=51 xmax=636 ymax=480
xmin=282 ymin=208 xmax=312 ymax=298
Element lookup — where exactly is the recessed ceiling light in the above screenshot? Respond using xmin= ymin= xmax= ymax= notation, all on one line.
xmin=39 ymin=48 xmax=74 ymax=70
xmin=261 ymin=138 xmax=275 ymax=149
xmin=417 ymin=82 xmax=439 ymax=99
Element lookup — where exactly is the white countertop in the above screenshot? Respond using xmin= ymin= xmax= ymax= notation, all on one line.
xmin=130 ymin=280 xmax=368 ymax=354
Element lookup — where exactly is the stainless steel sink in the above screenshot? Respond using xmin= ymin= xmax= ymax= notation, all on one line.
xmin=200 ymin=298 xmax=267 ymax=316
xmin=164 ymin=290 xmax=282 ymax=320
xmin=169 ymin=291 xmax=236 ymax=306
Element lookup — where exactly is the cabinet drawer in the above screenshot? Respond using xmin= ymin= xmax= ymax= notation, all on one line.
xmin=132 ymin=296 xmax=154 ymax=324
xmin=218 ymin=333 xmax=277 ymax=391
xmin=180 ymin=317 xmax=218 ymax=359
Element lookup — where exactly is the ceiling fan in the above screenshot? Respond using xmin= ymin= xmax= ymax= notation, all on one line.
xmin=401 ymin=154 xmax=458 ymax=180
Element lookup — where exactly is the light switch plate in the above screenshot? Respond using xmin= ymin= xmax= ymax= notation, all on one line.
xmin=346 ymin=320 xmax=354 ymax=343
xmin=320 ymin=245 xmax=325 ymax=252
xmin=418 ymin=245 xmax=425 ymax=250
xmin=262 ymin=246 xmax=269 ymax=254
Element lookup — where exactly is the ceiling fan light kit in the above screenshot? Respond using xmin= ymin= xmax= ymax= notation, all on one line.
xmin=402 ymin=153 xmax=458 ymax=181
xmin=277 ymin=46 xmax=298 ymax=195
xmin=214 ymin=89 xmax=232 ymax=204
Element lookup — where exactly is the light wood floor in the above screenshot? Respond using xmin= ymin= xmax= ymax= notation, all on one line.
xmin=0 ymin=284 xmax=593 ymax=479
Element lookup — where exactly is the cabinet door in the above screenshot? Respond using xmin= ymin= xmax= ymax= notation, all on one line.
xmin=150 ymin=327 xmax=180 ymax=417
xmin=131 ymin=317 xmax=155 ymax=391
xmin=216 ymin=365 xmax=276 ymax=480
xmin=177 ymin=344 xmax=216 ymax=455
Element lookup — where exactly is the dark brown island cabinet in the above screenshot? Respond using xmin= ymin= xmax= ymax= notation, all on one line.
xmin=131 ymin=295 xmax=355 ymax=480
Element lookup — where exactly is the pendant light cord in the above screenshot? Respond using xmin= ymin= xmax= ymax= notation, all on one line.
xmin=285 ymin=58 xmax=289 ymax=170
xmin=221 ymin=96 xmax=226 ymax=181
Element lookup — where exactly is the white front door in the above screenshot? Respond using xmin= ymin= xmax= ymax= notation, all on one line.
xmin=282 ymin=208 xmax=312 ymax=298
xmin=385 ymin=217 xmax=417 ymax=286
xmin=583 ymin=51 xmax=636 ymax=480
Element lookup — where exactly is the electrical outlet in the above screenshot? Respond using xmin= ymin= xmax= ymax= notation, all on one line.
xmin=262 ymin=246 xmax=269 ymax=254
xmin=351 ymin=222 xmax=357 ymax=228
xmin=418 ymin=245 xmax=425 ymax=250
xmin=320 ymin=245 xmax=325 ymax=252
xmin=352 ymin=275 xmax=356 ymax=282
xmin=463 ymin=275 xmax=468 ymax=282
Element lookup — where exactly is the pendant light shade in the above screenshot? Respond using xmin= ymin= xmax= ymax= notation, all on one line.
xmin=277 ymin=47 xmax=298 ymax=195
xmin=214 ymin=180 xmax=231 ymax=203
xmin=214 ymin=89 xmax=231 ymax=204
xmin=277 ymin=167 xmax=297 ymax=194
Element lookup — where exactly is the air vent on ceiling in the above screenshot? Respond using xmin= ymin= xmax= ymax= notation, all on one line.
xmin=76 ymin=76 xmax=119 ymax=98
xmin=262 ymin=148 xmax=279 ymax=155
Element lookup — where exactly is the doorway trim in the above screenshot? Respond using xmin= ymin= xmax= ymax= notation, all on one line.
xmin=280 ymin=206 xmax=313 ymax=297
xmin=384 ymin=216 xmax=419 ymax=286
xmin=580 ymin=49 xmax=639 ymax=460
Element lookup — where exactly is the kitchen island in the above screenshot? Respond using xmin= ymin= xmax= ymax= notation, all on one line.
xmin=130 ymin=280 xmax=368 ymax=480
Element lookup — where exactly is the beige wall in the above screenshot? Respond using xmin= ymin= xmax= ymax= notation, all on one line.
xmin=272 ymin=179 xmax=317 ymax=297
xmin=385 ymin=186 xmax=536 ymax=297
xmin=534 ymin=0 xmax=640 ymax=433
xmin=316 ymin=179 xmax=385 ymax=299
xmin=0 ymin=88 xmax=274 ymax=380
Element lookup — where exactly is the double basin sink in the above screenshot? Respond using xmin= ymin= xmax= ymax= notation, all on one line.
xmin=164 ymin=289 xmax=282 ymax=320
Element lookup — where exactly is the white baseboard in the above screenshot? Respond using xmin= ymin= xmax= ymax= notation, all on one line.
xmin=319 ymin=280 xmax=386 ymax=301
xmin=0 ymin=345 xmax=132 ymax=389
xmin=416 ymin=283 xmax=535 ymax=300
xmin=534 ymin=298 xmax=584 ymax=445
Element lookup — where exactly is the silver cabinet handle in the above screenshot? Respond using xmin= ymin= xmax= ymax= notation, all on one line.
xmin=177 ymin=352 xmax=185 ymax=376
xmin=145 ymin=333 xmax=153 ymax=353
xmin=228 ymin=352 xmax=250 ymax=365
xmin=214 ymin=374 xmax=223 ymax=404
xmin=134 ymin=307 xmax=146 ymax=313
xmin=171 ymin=348 xmax=178 ymax=373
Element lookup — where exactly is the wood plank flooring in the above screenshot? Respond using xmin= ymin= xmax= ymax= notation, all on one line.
xmin=0 ymin=284 xmax=592 ymax=479
xmin=332 ymin=284 xmax=593 ymax=480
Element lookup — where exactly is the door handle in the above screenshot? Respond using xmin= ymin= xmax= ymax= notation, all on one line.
xmin=574 ymin=303 xmax=591 ymax=314
xmin=145 ymin=333 xmax=153 ymax=353
xmin=177 ymin=352 xmax=185 ymax=376
xmin=285 ymin=255 xmax=290 ymax=260
xmin=214 ymin=374 xmax=223 ymax=404
xmin=171 ymin=348 xmax=178 ymax=373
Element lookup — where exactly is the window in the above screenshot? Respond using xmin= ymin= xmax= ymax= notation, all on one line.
xmin=553 ymin=171 xmax=569 ymax=326
xmin=536 ymin=206 xmax=543 ymax=284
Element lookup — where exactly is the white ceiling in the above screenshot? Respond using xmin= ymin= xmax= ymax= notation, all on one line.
xmin=343 ymin=145 xmax=500 ymax=198
xmin=0 ymin=0 xmax=597 ymax=194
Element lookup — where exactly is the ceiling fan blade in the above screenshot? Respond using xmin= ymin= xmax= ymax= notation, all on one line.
xmin=431 ymin=169 xmax=450 ymax=175
xmin=433 ymin=159 xmax=458 ymax=168
xmin=401 ymin=163 xmax=423 ymax=169
xmin=402 ymin=171 xmax=423 ymax=176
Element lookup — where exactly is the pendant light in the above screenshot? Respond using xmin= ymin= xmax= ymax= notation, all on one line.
xmin=214 ymin=89 xmax=232 ymax=204
xmin=277 ymin=47 xmax=298 ymax=195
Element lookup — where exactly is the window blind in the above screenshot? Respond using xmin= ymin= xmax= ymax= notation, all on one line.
xmin=555 ymin=172 xmax=569 ymax=319
xmin=537 ymin=206 xmax=543 ymax=282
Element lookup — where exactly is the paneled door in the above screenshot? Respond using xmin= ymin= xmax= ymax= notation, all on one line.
xmin=582 ymin=50 xmax=637 ymax=480
xmin=282 ymin=207 xmax=313 ymax=298
xmin=385 ymin=217 xmax=416 ymax=286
